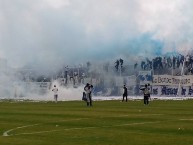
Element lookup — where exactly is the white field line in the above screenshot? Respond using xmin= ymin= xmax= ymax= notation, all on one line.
xmin=3 ymin=120 xmax=162 ymax=137
xmin=1 ymin=114 xmax=165 ymax=137
xmin=3 ymin=118 xmax=88 ymax=137
xmin=11 ymin=126 xmax=98 ymax=136
xmin=3 ymin=124 xmax=39 ymax=137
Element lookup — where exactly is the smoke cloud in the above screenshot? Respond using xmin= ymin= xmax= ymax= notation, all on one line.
xmin=1 ymin=0 xmax=193 ymax=100
xmin=1 ymin=0 xmax=193 ymax=71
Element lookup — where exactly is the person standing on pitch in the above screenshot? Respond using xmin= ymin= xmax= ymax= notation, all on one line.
xmin=122 ymin=84 xmax=128 ymax=102
xmin=147 ymin=83 xmax=151 ymax=101
xmin=140 ymin=84 xmax=150 ymax=105
xmin=88 ymin=85 xmax=94 ymax=106
xmin=52 ymin=85 xmax=58 ymax=103
xmin=84 ymin=83 xmax=91 ymax=106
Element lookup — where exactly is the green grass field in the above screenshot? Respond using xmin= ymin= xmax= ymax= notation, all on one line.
xmin=0 ymin=99 xmax=193 ymax=145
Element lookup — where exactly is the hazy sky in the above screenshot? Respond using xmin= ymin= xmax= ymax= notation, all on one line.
xmin=0 ymin=0 xmax=193 ymax=70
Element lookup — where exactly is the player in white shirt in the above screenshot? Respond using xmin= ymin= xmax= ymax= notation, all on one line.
xmin=52 ymin=85 xmax=58 ymax=103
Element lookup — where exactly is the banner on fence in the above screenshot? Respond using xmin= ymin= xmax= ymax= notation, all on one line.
xmin=152 ymin=86 xmax=193 ymax=96
xmin=153 ymin=75 xmax=193 ymax=86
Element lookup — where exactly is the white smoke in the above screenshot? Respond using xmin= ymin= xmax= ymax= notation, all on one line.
xmin=1 ymin=0 xmax=193 ymax=70
xmin=47 ymin=80 xmax=84 ymax=101
xmin=11 ymin=80 xmax=85 ymax=101
xmin=0 ymin=0 xmax=193 ymax=100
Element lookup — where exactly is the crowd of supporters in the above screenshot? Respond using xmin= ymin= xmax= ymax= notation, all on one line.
xmin=137 ymin=53 xmax=193 ymax=74
xmin=113 ymin=52 xmax=193 ymax=76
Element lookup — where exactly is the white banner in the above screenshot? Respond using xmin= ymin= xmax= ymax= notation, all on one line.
xmin=153 ymin=75 xmax=193 ymax=86
xmin=152 ymin=86 xmax=193 ymax=96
